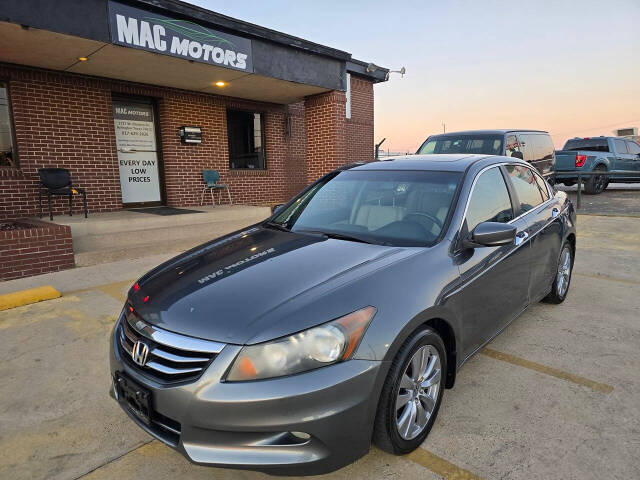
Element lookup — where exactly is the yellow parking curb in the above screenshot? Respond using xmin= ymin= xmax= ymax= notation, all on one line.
xmin=0 ymin=286 xmax=61 ymax=311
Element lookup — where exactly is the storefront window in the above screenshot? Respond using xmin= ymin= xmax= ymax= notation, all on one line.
xmin=0 ymin=82 xmax=17 ymax=168
xmin=227 ymin=109 xmax=266 ymax=169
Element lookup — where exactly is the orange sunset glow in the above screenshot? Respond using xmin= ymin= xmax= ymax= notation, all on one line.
xmin=196 ymin=0 xmax=640 ymax=153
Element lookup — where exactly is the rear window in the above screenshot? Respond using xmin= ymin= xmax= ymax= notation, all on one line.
xmin=562 ymin=139 xmax=609 ymax=152
xmin=417 ymin=134 xmax=503 ymax=155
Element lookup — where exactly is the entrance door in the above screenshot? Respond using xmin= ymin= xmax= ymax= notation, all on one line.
xmin=113 ymin=98 xmax=163 ymax=205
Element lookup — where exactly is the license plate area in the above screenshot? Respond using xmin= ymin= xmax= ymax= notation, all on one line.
xmin=114 ymin=372 xmax=152 ymax=426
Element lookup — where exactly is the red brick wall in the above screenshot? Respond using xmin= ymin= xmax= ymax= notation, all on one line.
xmin=0 ymin=66 xmax=120 ymax=220
xmin=346 ymin=76 xmax=375 ymax=163
xmin=0 ymin=220 xmax=74 ymax=280
xmin=304 ymin=90 xmax=347 ymax=183
xmin=0 ymin=64 xmax=375 ymax=220
xmin=283 ymin=101 xmax=307 ymax=200
xmin=157 ymin=93 xmax=291 ymax=208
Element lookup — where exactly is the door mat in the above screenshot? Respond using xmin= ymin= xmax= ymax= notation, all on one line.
xmin=129 ymin=207 xmax=203 ymax=216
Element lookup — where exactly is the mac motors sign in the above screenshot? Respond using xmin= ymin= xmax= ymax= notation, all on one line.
xmin=108 ymin=1 xmax=253 ymax=72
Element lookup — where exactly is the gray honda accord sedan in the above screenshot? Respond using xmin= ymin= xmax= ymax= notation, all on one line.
xmin=110 ymin=154 xmax=576 ymax=475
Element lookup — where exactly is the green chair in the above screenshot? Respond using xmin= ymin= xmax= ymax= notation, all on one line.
xmin=200 ymin=170 xmax=232 ymax=206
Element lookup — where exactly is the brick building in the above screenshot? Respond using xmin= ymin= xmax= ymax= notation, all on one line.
xmin=0 ymin=0 xmax=388 ymax=221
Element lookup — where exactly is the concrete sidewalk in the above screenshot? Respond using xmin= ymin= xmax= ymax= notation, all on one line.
xmin=0 ymin=253 xmax=172 ymax=295
xmin=33 ymin=204 xmax=271 ymax=267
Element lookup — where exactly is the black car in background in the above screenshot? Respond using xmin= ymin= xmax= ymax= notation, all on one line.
xmin=417 ymin=129 xmax=556 ymax=181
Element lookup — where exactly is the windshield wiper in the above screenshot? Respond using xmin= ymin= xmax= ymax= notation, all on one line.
xmin=264 ymin=221 xmax=290 ymax=232
xmin=296 ymin=229 xmax=374 ymax=244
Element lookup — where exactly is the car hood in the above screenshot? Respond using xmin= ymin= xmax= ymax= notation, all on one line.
xmin=129 ymin=226 xmax=411 ymax=344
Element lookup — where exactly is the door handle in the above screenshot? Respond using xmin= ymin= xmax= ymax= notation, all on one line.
xmin=515 ymin=231 xmax=529 ymax=246
xmin=551 ymin=208 xmax=559 ymax=219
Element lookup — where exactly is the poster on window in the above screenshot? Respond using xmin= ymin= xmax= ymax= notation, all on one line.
xmin=113 ymin=102 xmax=161 ymax=203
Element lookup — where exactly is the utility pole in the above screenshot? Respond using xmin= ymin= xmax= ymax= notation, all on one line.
xmin=442 ymin=122 xmax=446 ymax=133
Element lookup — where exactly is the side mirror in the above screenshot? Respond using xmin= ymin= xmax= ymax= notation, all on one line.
xmin=272 ymin=204 xmax=285 ymax=215
xmin=464 ymin=222 xmax=517 ymax=248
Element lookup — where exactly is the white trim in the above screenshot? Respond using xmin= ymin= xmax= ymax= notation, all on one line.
xmin=345 ymin=73 xmax=351 ymax=119
xmin=457 ymin=162 xmax=554 ymax=234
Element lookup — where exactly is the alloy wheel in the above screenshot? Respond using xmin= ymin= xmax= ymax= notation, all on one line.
xmin=395 ymin=345 xmax=441 ymax=440
xmin=556 ymin=246 xmax=572 ymax=297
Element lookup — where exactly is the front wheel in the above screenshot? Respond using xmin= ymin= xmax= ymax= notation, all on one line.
xmin=544 ymin=241 xmax=573 ymax=304
xmin=373 ymin=328 xmax=446 ymax=454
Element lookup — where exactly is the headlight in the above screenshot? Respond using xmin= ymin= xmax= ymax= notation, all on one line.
xmin=226 ymin=306 xmax=376 ymax=381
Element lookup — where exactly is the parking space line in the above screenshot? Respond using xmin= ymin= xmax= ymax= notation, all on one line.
xmin=64 ymin=279 xmax=135 ymax=303
xmin=96 ymin=280 xmax=134 ymax=303
xmin=407 ymin=448 xmax=482 ymax=479
xmin=481 ymin=348 xmax=613 ymax=394
xmin=72 ymin=440 xmax=155 ymax=479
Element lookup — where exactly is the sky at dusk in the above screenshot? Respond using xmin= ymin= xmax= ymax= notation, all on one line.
xmin=188 ymin=0 xmax=640 ymax=152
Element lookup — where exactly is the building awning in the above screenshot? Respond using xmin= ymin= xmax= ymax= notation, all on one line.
xmin=0 ymin=0 xmax=388 ymax=105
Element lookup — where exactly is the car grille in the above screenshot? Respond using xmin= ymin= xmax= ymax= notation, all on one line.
xmin=117 ymin=310 xmax=225 ymax=384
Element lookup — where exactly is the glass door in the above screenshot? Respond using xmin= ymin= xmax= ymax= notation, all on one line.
xmin=113 ymin=98 xmax=163 ymax=205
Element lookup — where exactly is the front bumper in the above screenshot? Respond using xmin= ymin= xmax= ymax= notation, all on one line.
xmin=109 ymin=325 xmax=386 ymax=475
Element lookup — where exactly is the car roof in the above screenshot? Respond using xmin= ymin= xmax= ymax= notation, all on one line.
xmin=567 ymin=136 xmax=618 ymax=140
xmin=347 ymin=154 xmax=508 ymax=172
xmin=428 ymin=129 xmax=549 ymax=136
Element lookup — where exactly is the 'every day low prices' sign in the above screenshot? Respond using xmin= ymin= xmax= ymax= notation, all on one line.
xmin=108 ymin=1 xmax=253 ymax=72
xmin=113 ymin=102 xmax=161 ymax=204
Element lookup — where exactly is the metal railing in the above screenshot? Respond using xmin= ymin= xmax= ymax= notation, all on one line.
xmin=554 ymin=170 xmax=639 ymax=209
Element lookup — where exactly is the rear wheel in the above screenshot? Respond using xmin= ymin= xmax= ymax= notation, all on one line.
xmin=584 ymin=165 xmax=608 ymax=194
xmin=544 ymin=241 xmax=573 ymax=304
xmin=373 ymin=328 xmax=446 ymax=454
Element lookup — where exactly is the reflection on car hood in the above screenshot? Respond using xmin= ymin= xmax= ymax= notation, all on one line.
xmin=128 ymin=226 xmax=409 ymax=344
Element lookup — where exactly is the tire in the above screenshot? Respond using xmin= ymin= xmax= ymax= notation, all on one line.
xmin=373 ymin=327 xmax=446 ymax=454
xmin=584 ymin=165 xmax=608 ymax=194
xmin=544 ymin=241 xmax=573 ymax=304
xmin=562 ymin=181 xmax=575 ymax=187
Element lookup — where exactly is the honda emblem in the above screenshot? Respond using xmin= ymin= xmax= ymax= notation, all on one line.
xmin=131 ymin=340 xmax=149 ymax=366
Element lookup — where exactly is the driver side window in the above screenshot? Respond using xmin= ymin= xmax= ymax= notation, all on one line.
xmin=465 ymin=167 xmax=514 ymax=232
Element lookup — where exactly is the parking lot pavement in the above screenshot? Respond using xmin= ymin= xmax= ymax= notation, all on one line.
xmin=1 ymin=213 xmax=639 ymax=480
xmin=557 ymin=183 xmax=640 ymax=217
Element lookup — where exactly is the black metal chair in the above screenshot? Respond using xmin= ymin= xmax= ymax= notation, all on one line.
xmin=38 ymin=168 xmax=87 ymax=221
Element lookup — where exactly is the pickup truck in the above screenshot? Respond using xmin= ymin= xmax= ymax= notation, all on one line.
xmin=555 ymin=136 xmax=640 ymax=194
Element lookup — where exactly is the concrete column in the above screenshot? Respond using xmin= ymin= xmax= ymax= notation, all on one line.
xmin=304 ymin=90 xmax=347 ymax=184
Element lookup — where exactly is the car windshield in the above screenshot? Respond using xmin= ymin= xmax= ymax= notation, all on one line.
xmin=417 ymin=134 xmax=504 ymax=155
xmin=562 ymin=138 xmax=609 ymax=152
xmin=271 ymin=170 xmax=462 ymax=247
